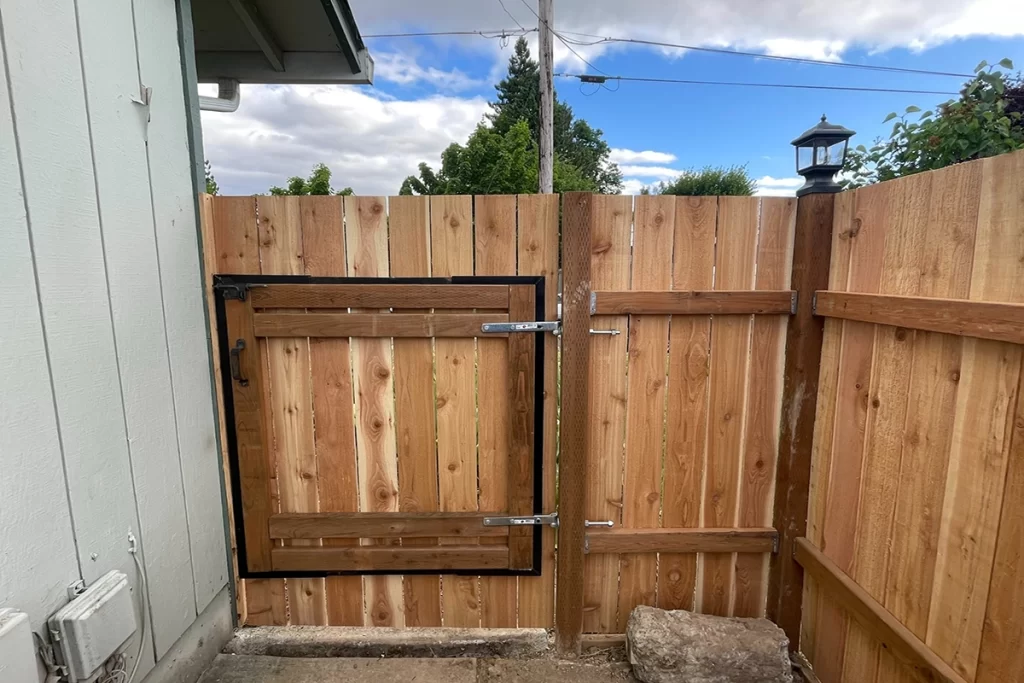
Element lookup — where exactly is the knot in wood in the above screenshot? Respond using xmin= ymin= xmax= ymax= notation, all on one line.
xmin=872 ymin=397 xmax=881 ymax=409
xmin=894 ymin=328 xmax=908 ymax=341
xmin=646 ymin=491 xmax=659 ymax=503
xmin=372 ymin=202 xmax=384 ymax=214
xmin=447 ymin=463 xmax=458 ymax=472
xmin=374 ymin=365 xmax=390 ymax=380
xmin=449 ymin=216 xmax=460 ymax=228
xmin=950 ymin=370 xmax=961 ymax=382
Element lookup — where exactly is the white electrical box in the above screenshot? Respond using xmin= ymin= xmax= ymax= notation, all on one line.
xmin=49 ymin=571 xmax=137 ymax=682
xmin=0 ymin=609 xmax=39 ymax=683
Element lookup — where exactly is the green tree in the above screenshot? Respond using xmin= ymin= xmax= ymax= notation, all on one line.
xmin=652 ymin=165 xmax=756 ymax=196
xmin=399 ymin=120 xmax=598 ymax=196
xmin=269 ymin=163 xmax=354 ymax=196
xmin=844 ymin=59 xmax=1024 ymax=187
xmin=403 ymin=37 xmax=621 ymax=194
xmin=205 ymin=160 xmax=219 ymax=195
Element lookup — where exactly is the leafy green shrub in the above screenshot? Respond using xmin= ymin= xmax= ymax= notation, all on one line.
xmin=651 ymin=165 xmax=756 ymax=196
xmin=844 ymin=59 xmax=1024 ymax=187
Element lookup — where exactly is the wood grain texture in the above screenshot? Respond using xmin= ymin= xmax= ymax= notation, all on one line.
xmin=795 ymin=538 xmax=968 ymax=683
xmin=660 ymin=196 xmax=716 ymax=612
xmin=812 ymin=183 xmax=889 ymax=679
xmin=930 ymin=151 xmax=1024 ymax=681
xmin=430 ymin=195 xmax=481 ymax=627
xmin=272 ymin=546 xmax=510 ymax=572
xmin=254 ymin=312 xmax=504 ymax=338
xmin=269 ymin=512 xmax=507 ymax=539
xmin=976 ymin=364 xmax=1024 ymax=683
xmin=736 ymin=197 xmax=796 ymax=618
xmin=517 ymin=194 xmax=559 ymax=628
xmin=300 ymin=196 xmax=363 ymax=626
xmin=593 ymin=290 xmax=794 ymax=315
xmin=800 ymin=188 xmax=856 ymax=663
xmin=617 ymin=195 xmax=674 ymax=629
xmin=475 ymin=195 xmax=518 ymax=626
xmin=251 ymin=283 xmax=509 ymax=310
xmin=200 ymin=196 xmax=244 ymax=623
xmin=586 ymin=528 xmax=777 ymax=554
xmin=388 ymin=195 xmax=442 ymax=627
xmin=345 ymin=196 xmax=404 ymax=627
xmin=814 ymin=292 xmax=1024 ymax=344
xmin=556 ymin=193 xmax=593 ymax=654
xmin=506 ymin=286 xmax=537 ymax=572
xmin=583 ymin=194 xmax=633 ymax=632
xmin=258 ymin=195 xmax=325 ymax=626
xmin=701 ymin=196 xmax=759 ymax=616
xmin=216 ymin=195 xmax=286 ymax=626
xmin=880 ymin=162 xmax=979 ymax=683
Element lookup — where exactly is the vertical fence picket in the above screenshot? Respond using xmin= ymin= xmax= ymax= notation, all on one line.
xmin=516 ymin=194 xmax=560 ymax=628
xmin=617 ymin=195 xmax=675 ymax=628
xmin=345 ymin=196 xmax=404 ymax=627
xmin=660 ymin=196 xmax=716 ymax=612
xmin=389 ymin=195 xmax=443 ymax=627
xmin=475 ymin=195 xmax=519 ymax=627
xmin=583 ymin=195 xmax=633 ymax=633
xmin=430 ymin=195 xmax=481 ymax=627
xmin=302 ymin=196 xmax=364 ymax=625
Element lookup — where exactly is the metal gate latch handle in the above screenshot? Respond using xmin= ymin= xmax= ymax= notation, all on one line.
xmin=589 ymin=329 xmax=621 ymax=336
xmin=229 ymin=339 xmax=249 ymax=386
xmin=585 ymin=520 xmax=614 ymax=527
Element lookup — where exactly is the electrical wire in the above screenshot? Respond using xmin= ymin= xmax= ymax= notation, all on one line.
xmin=364 ymin=25 xmax=971 ymax=80
xmin=126 ymin=533 xmax=149 ymax=683
xmin=496 ymin=0 xmax=528 ymax=33
xmin=516 ymin=0 xmax=609 ymax=76
xmin=362 ymin=28 xmax=534 ymax=39
xmin=554 ymin=72 xmax=959 ymax=95
xmin=555 ymin=31 xmax=973 ymax=78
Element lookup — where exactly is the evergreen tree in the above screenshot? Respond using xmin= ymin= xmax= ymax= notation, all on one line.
xmin=402 ymin=37 xmax=621 ymax=194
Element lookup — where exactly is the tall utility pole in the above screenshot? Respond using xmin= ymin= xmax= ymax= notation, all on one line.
xmin=538 ymin=0 xmax=554 ymax=193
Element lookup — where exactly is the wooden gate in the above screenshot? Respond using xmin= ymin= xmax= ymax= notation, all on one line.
xmin=201 ymin=194 xmax=557 ymax=628
xmin=556 ymin=194 xmax=798 ymax=644
xmin=216 ymin=275 xmax=546 ymax=576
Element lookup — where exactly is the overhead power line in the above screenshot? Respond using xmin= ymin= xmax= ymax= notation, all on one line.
xmin=553 ymin=31 xmax=973 ymax=79
xmin=362 ymin=28 xmax=535 ymax=39
xmin=555 ymin=72 xmax=960 ymax=95
xmin=517 ymin=0 xmax=608 ymax=75
xmin=365 ymin=25 xmax=972 ymax=80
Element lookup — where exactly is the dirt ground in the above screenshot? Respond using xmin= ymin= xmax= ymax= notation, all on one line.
xmin=199 ymin=648 xmax=638 ymax=683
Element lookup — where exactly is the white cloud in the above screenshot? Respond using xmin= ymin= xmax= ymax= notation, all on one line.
xmin=374 ymin=52 xmax=485 ymax=91
xmin=755 ymin=175 xmax=803 ymax=196
xmin=609 ymin=148 xmax=677 ymax=164
xmin=618 ymin=165 xmax=683 ymax=179
xmin=351 ymin=0 xmax=1024 ymax=67
xmin=621 ymin=178 xmax=648 ymax=195
xmin=202 ymin=85 xmax=488 ymax=196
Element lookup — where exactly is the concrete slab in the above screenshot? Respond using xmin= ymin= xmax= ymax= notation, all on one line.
xmin=198 ymin=655 xmax=479 ymax=683
xmin=477 ymin=658 xmax=638 ymax=683
xmin=225 ymin=626 xmax=550 ymax=659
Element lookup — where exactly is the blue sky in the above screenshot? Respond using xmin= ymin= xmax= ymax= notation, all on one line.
xmin=201 ymin=1 xmax=1024 ymax=197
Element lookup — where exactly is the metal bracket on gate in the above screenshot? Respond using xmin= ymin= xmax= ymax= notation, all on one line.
xmin=481 ymin=321 xmax=561 ymax=335
xmin=214 ymin=278 xmax=266 ymax=301
xmin=483 ymin=513 xmax=560 ymax=528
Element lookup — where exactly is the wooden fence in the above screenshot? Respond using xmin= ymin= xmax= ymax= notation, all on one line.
xmin=580 ymin=194 xmax=796 ymax=632
xmin=201 ymin=194 xmax=558 ymax=628
xmin=199 ymin=151 xmax=1024 ymax=675
xmin=799 ymin=149 xmax=1024 ymax=683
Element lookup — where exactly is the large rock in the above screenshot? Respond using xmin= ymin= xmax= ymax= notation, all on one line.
xmin=626 ymin=606 xmax=792 ymax=683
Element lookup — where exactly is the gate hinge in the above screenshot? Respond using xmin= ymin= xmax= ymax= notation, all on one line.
xmin=483 ymin=513 xmax=559 ymax=528
xmin=481 ymin=321 xmax=561 ymax=335
xmin=214 ymin=278 xmax=258 ymax=301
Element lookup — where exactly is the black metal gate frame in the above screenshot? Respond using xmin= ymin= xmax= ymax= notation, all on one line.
xmin=214 ymin=274 xmax=548 ymax=578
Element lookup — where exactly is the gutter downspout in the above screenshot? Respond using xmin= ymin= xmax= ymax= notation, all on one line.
xmin=198 ymin=79 xmax=240 ymax=112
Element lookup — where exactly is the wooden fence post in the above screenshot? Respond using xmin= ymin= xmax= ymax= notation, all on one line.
xmin=555 ymin=192 xmax=593 ymax=655
xmin=767 ymin=191 xmax=836 ymax=649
